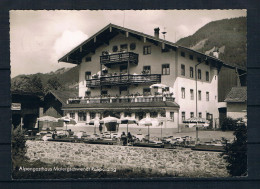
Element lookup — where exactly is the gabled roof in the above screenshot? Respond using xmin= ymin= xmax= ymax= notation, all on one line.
xmin=224 ymin=87 xmax=247 ymax=102
xmin=58 ymin=23 xmax=178 ymax=64
xmin=58 ymin=23 xmax=245 ymax=71
xmin=46 ymin=90 xmax=78 ymax=105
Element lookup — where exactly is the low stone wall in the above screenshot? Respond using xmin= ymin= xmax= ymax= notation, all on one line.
xmin=25 ymin=141 xmax=229 ymax=177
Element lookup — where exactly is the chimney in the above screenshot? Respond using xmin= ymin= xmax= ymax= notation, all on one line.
xmin=213 ymin=47 xmax=219 ymax=58
xmin=154 ymin=27 xmax=160 ymax=39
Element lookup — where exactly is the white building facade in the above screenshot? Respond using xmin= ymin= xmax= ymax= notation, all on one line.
xmin=59 ymin=24 xmax=232 ymax=129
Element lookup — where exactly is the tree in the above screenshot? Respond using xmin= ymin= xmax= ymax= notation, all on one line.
xmin=221 ymin=117 xmax=238 ymax=131
xmin=222 ymin=123 xmax=247 ymax=176
xmin=29 ymin=75 xmax=43 ymax=92
xmin=46 ymin=76 xmax=62 ymax=91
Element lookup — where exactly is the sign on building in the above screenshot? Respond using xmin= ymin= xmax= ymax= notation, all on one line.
xmin=11 ymin=103 xmax=21 ymax=110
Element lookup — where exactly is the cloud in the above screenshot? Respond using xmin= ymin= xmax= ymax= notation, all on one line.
xmin=51 ymin=30 xmax=88 ymax=63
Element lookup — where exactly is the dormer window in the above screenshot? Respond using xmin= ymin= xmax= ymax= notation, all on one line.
xmin=112 ymin=45 xmax=118 ymax=52
xmin=120 ymin=44 xmax=128 ymax=52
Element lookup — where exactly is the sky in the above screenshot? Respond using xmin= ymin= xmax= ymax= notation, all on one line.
xmin=10 ymin=10 xmax=246 ymax=78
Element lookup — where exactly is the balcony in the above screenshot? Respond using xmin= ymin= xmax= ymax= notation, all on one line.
xmin=100 ymin=52 xmax=138 ymax=66
xmin=67 ymin=94 xmax=175 ymax=105
xmin=86 ymin=74 xmax=161 ymax=88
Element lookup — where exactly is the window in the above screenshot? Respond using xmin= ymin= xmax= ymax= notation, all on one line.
xmin=124 ymin=112 xmax=131 ymax=117
xmin=189 ymin=55 xmax=193 ymax=60
xmin=143 ymin=46 xmax=151 ymax=55
xmin=190 ymin=89 xmax=194 ymax=100
xmin=130 ymin=43 xmax=136 ymax=50
xmin=163 ymin=87 xmax=169 ymax=92
xmin=150 ymin=112 xmax=158 ymax=118
xmin=198 ymin=69 xmax=201 ymax=80
xmin=206 ymin=71 xmax=209 ymax=81
xmin=181 ymin=51 xmax=185 ymax=57
xmin=181 ymin=87 xmax=185 ymax=99
xmin=90 ymin=112 xmax=96 ymax=119
xmin=162 ymin=64 xmax=170 ymax=75
xmin=120 ymin=65 xmax=128 ymax=74
xmin=190 ymin=112 xmax=194 ymax=118
xmin=101 ymin=90 xmax=108 ymax=95
xmin=120 ymin=44 xmax=128 ymax=52
xmin=85 ymin=71 xmax=91 ymax=80
xmin=181 ymin=64 xmax=185 ymax=76
xmin=143 ymin=66 xmax=151 ymax=74
xmin=160 ymin=112 xmax=166 ymax=117
xmin=198 ymin=90 xmax=201 ymax=101
xmin=206 ymin=92 xmax=209 ymax=101
xmin=143 ymin=88 xmax=151 ymax=96
xmin=85 ymin=91 xmax=91 ymax=97
xmin=190 ymin=67 xmax=194 ymax=78
xmin=170 ymin=112 xmax=174 ymax=121
xmin=205 ymin=60 xmax=209 ymax=65
xmin=78 ymin=112 xmax=86 ymax=121
xmin=85 ymin=57 xmax=91 ymax=62
xmin=182 ymin=112 xmax=186 ymax=121
xmin=199 ymin=112 xmax=202 ymax=118
xmin=112 ymin=45 xmax=118 ymax=52
xmin=69 ymin=113 xmax=75 ymax=119
xmin=119 ymin=86 xmax=128 ymax=95
xmin=197 ymin=57 xmax=202 ymax=63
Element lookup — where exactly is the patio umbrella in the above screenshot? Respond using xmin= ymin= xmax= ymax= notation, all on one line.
xmin=150 ymin=84 xmax=169 ymax=94
xmin=37 ymin=116 xmax=58 ymax=122
xmin=101 ymin=116 xmax=119 ymax=135
xmin=150 ymin=83 xmax=168 ymax=89
xmin=58 ymin=116 xmax=77 ymax=125
xmin=183 ymin=117 xmax=209 ymax=144
xmin=58 ymin=116 xmax=77 ymax=133
xmin=89 ymin=117 xmax=100 ymax=134
xmin=139 ymin=117 xmax=155 ymax=143
xmin=101 ymin=116 xmax=119 ymax=123
xmin=119 ymin=117 xmax=138 ymax=141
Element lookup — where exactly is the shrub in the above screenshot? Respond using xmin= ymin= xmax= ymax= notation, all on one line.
xmin=12 ymin=125 xmax=28 ymax=168
xmin=222 ymin=123 xmax=247 ymax=176
xmin=221 ymin=117 xmax=238 ymax=131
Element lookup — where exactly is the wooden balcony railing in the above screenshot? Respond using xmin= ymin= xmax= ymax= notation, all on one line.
xmin=100 ymin=52 xmax=138 ymax=66
xmin=86 ymin=74 xmax=161 ymax=87
xmin=67 ymin=95 xmax=175 ymax=105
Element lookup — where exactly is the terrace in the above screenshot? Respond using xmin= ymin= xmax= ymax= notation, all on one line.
xmin=67 ymin=93 xmax=174 ymax=105
xmin=86 ymin=74 xmax=161 ymax=88
xmin=100 ymin=52 xmax=138 ymax=67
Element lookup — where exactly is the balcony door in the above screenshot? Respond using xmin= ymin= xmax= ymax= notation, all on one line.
xmin=119 ymin=86 xmax=128 ymax=96
xmin=120 ymin=65 xmax=128 ymax=75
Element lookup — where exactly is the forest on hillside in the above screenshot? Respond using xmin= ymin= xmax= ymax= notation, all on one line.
xmin=176 ymin=17 xmax=246 ymax=68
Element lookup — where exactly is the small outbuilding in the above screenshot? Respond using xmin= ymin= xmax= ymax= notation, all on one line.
xmin=224 ymin=86 xmax=247 ymax=120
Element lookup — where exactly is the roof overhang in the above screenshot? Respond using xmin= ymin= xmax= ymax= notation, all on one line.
xmin=58 ymin=23 xmax=178 ymax=64
xmin=58 ymin=23 xmax=246 ymax=73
